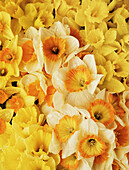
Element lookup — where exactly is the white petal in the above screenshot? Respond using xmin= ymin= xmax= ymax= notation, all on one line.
xmin=52 ymin=67 xmax=68 ymax=93
xmin=76 ymin=158 xmax=91 ymax=170
xmin=62 ymin=130 xmax=80 ymax=158
xmin=88 ymin=74 xmax=103 ymax=94
xmin=62 ymin=104 xmax=80 ymax=116
xmin=115 ymin=145 xmax=129 ymax=160
xmin=20 ymin=74 xmax=37 ymax=87
xmin=25 ymin=26 xmax=38 ymax=39
xmin=39 ymin=27 xmax=54 ymax=42
xmin=40 ymin=103 xmax=53 ymax=116
xmin=49 ymin=130 xmax=61 ymax=154
xmin=66 ymin=90 xmax=94 ymax=108
xmin=83 ymin=54 xmax=97 ymax=74
xmin=115 ymin=115 xmax=125 ymax=126
xmin=61 ymin=35 xmax=79 ymax=54
xmin=53 ymin=91 xmax=65 ymax=111
xmin=45 ymin=57 xmax=62 ymax=75
xmin=25 ymin=61 xmax=41 ymax=73
xmin=47 ymin=111 xmax=64 ymax=128
xmin=75 ymin=107 xmax=91 ymax=119
xmin=96 ymin=89 xmax=106 ymax=100
xmin=98 ymin=126 xmax=115 ymax=144
xmin=63 ymin=44 xmax=90 ymax=66
xmin=50 ymin=21 xmax=68 ymax=37
xmin=68 ymin=56 xmax=86 ymax=70
xmin=79 ymin=119 xmax=98 ymax=136
xmin=33 ymin=36 xmax=44 ymax=69
xmin=32 ymin=72 xmax=47 ymax=94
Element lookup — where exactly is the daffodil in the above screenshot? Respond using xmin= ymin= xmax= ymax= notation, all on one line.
xmin=12 ymin=106 xmax=44 ymax=138
xmin=6 ymin=87 xmax=35 ymax=113
xmin=19 ymin=2 xmax=54 ymax=30
xmin=88 ymin=99 xmax=115 ymax=127
xmin=114 ymin=122 xmax=129 ymax=147
xmin=19 ymin=26 xmax=43 ymax=73
xmin=20 ymin=72 xmax=47 ymax=104
xmin=75 ymin=0 xmax=109 ymax=26
xmin=5 ymin=1 xmax=24 ymax=19
xmin=19 ymin=3 xmax=37 ymax=30
xmin=25 ymin=127 xmax=60 ymax=169
xmin=0 ymin=11 xmax=14 ymax=40
xmin=18 ymin=152 xmax=52 ymax=170
xmin=0 ymin=35 xmax=22 ymax=77
xmin=0 ymin=61 xmax=14 ymax=88
xmin=52 ymin=55 xmax=103 ymax=108
xmin=39 ymin=21 xmax=79 ymax=75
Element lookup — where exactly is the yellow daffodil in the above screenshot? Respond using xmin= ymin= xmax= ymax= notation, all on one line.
xmin=19 ymin=3 xmax=37 ymax=30
xmin=5 ymin=1 xmax=24 ymax=19
xmin=0 ymin=11 xmax=14 ymax=40
xmin=75 ymin=0 xmax=109 ymax=26
xmin=0 ymin=35 xmax=22 ymax=77
xmin=25 ymin=127 xmax=60 ymax=169
xmin=0 ymin=61 xmax=14 ymax=88
xmin=12 ymin=106 xmax=44 ymax=138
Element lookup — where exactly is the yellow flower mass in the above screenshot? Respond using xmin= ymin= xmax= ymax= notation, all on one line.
xmin=0 ymin=0 xmax=129 ymax=169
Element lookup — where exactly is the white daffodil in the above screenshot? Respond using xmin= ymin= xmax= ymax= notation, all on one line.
xmin=39 ymin=21 xmax=80 ymax=75
xmin=19 ymin=26 xmax=43 ymax=73
xmin=20 ymin=72 xmax=47 ymax=104
xmin=52 ymin=55 xmax=103 ymax=108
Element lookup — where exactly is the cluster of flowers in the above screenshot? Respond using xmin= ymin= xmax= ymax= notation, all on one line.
xmin=0 ymin=0 xmax=129 ymax=169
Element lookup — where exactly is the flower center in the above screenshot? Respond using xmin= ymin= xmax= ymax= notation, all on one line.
xmin=79 ymin=135 xmax=107 ymax=158
xmin=65 ymin=65 xmax=91 ymax=92
xmin=94 ymin=112 xmax=103 ymax=120
xmin=88 ymin=138 xmax=96 ymax=146
xmin=0 ymin=48 xmax=14 ymax=63
xmin=61 ymin=153 xmax=78 ymax=170
xmin=43 ymin=36 xmax=65 ymax=61
xmin=88 ymin=99 xmax=115 ymax=126
xmin=0 ymin=68 xmax=8 ymax=76
xmin=54 ymin=115 xmax=79 ymax=143
xmin=51 ymin=46 xmax=59 ymax=54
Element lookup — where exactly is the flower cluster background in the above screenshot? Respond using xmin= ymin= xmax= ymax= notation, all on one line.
xmin=0 ymin=0 xmax=129 ymax=169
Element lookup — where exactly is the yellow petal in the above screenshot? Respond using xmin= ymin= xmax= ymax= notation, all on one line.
xmin=99 ymin=78 xmax=125 ymax=93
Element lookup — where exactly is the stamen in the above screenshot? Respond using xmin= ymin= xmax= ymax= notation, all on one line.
xmin=0 ymin=68 xmax=8 ymax=76
xmin=88 ymin=138 xmax=96 ymax=146
xmin=51 ymin=46 xmax=59 ymax=54
xmin=94 ymin=112 xmax=103 ymax=120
